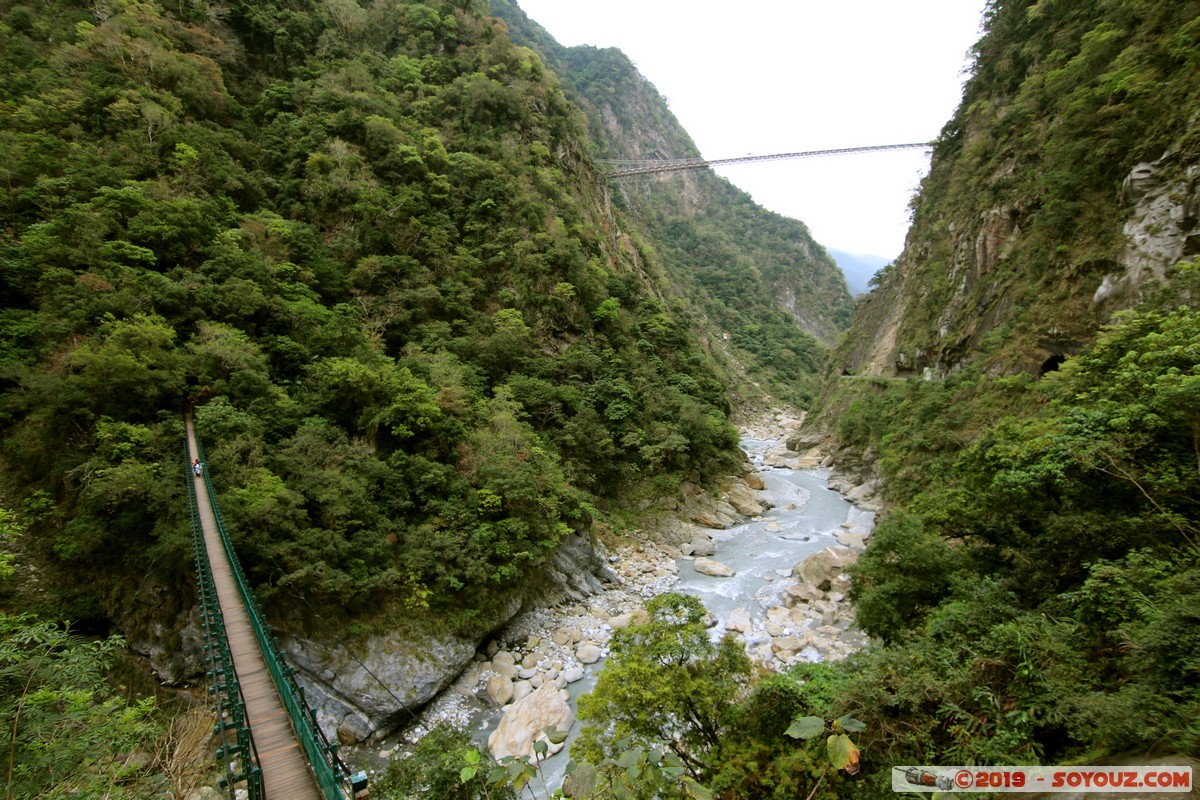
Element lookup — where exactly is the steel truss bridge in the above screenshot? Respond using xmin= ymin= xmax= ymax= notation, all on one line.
xmin=600 ymin=142 xmax=932 ymax=177
xmin=187 ymin=412 xmax=366 ymax=799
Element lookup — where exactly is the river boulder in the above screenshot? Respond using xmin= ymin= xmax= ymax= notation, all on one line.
xmin=575 ymin=642 xmax=602 ymax=664
xmin=794 ymin=546 xmax=857 ymax=588
xmin=726 ymin=607 xmax=753 ymax=633
xmin=724 ymin=480 xmax=767 ymax=516
xmin=694 ymin=557 xmax=736 ymax=577
xmin=488 ymin=682 xmax=575 ymax=761
xmin=487 ymin=674 xmax=514 ymax=707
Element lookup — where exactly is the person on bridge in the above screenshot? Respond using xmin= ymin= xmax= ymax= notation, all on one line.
xmin=193 ymin=459 xmax=203 ymax=476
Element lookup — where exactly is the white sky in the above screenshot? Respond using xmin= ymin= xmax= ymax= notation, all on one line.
xmin=512 ymin=0 xmax=988 ymax=260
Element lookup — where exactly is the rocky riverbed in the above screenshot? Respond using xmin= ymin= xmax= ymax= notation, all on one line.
xmin=352 ymin=409 xmax=883 ymax=782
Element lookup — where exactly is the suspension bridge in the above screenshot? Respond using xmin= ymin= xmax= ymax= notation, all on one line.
xmin=179 ymin=141 xmax=932 ymax=798
xmin=187 ymin=412 xmax=366 ymax=799
xmin=600 ymin=141 xmax=932 ymax=177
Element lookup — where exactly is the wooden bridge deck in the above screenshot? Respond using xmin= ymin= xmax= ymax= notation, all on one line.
xmin=187 ymin=418 xmax=323 ymax=800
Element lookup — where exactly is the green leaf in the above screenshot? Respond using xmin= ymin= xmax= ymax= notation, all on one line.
xmin=835 ymin=714 xmax=867 ymax=733
xmin=786 ymin=715 xmax=827 ymax=740
xmin=544 ymin=727 xmax=569 ymax=745
xmin=683 ymin=776 xmax=714 ymax=800
xmin=827 ymin=733 xmax=861 ymax=773
xmin=460 ymin=765 xmax=477 ymax=783
xmin=533 ymin=739 xmax=548 ymax=755
xmin=464 ymin=748 xmax=481 ymax=765
xmin=616 ymin=747 xmax=644 ymax=768
xmin=562 ymin=762 xmax=597 ymax=797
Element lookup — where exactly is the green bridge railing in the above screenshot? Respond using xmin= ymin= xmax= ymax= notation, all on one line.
xmin=186 ymin=444 xmax=264 ymax=799
xmin=191 ymin=436 xmax=361 ymax=800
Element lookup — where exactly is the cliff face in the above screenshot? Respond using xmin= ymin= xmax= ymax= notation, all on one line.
xmin=835 ymin=0 xmax=1200 ymax=379
xmin=492 ymin=0 xmax=853 ymax=407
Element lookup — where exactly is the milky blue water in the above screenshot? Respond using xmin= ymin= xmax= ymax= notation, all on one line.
xmin=531 ymin=435 xmax=873 ymax=790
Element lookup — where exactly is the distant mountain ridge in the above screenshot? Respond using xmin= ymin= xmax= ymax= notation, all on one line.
xmin=827 ymin=248 xmax=890 ymax=296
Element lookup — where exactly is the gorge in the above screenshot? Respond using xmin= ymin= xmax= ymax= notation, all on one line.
xmin=1 ymin=0 xmax=1199 ymax=798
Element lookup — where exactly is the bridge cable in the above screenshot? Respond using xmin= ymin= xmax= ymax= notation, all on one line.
xmin=601 ymin=141 xmax=932 ymax=178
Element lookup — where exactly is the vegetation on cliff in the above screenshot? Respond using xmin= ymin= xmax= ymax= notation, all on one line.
xmin=835 ymin=0 xmax=1200 ymax=378
xmin=837 ymin=291 xmax=1199 ymax=790
xmin=802 ymin=0 xmax=1200 ymax=791
xmin=0 ymin=0 xmax=776 ymax=637
xmin=0 ymin=511 xmax=186 ymax=798
xmin=492 ymin=0 xmax=853 ymax=408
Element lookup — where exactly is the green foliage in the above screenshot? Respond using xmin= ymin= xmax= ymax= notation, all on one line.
xmin=0 ymin=614 xmax=162 ymax=798
xmin=0 ymin=0 xmax=750 ymax=634
xmin=1 ymin=515 xmax=164 ymax=798
xmin=847 ymin=510 xmax=969 ymax=642
xmin=786 ymin=715 xmax=863 ymax=775
xmin=575 ymin=593 xmax=751 ymax=791
xmin=559 ymin=742 xmax=713 ymax=800
xmin=823 ymin=302 xmax=1200 ymax=787
xmin=373 ymin=723 xmax=516 ymax=800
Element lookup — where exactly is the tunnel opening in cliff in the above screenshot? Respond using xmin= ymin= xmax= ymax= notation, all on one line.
xmin=1040 ymin=354 xmax=1067 ymax=376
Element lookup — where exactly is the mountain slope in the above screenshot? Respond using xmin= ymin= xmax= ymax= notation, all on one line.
xmin=0 ymin=0 xmax=749 ymax=660
xmin=834 ymin=0 xmax=1200 ymax=379
xmin=493 ymin=0 xmax=854 ymax=408
xmin=798 ymin=1 xmax=1200 ymax=789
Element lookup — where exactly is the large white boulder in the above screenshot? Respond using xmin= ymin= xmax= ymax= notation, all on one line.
xmin=694 ymin=558 xmax=736 ymax=578
xmin=488 ymin=682 xmax=575 ymax=761
xmin=576 ymin=643 xmax=602 ymax=664
xmin=486 ymin=674 xmax=514 ymax=707
xmin=726 ymin=607 xmax=753 ymax=633
xmin=794 ymin=546 xmax=858 ymax=588
xmin=725 ymin=482 xmax=766 ymax=517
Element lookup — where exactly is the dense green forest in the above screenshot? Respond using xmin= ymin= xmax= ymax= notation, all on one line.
xmin=374 ymin=294 xmax=1199 ymax=800
xmin=832 ymin=294 xmax=1200 ymax=793
xmin=491 ymin=0 xmax=853 ymax=408
xmin=4 ymin=0 xmax=1199 ymax=797
xmin=0 ymin=0 xmax=761 ymax=787
xmin=0 ymin=0 xmax=759 ymax=639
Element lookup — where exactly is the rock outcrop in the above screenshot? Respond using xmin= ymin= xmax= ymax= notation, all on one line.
xmin=285 ymin=614 xmax=509 ymax=745
xmin=694 ymin=557 xmax=736 ymax=577
xmin=284 ymin=528 xmax=625 ymax=744
xmin=794 ymin=546 xmax=858 ymax=588
xmin=1096 ymin=156 xmax=1200 ymax=312
xmin=488 ymin=682 xmax=576 ymax=761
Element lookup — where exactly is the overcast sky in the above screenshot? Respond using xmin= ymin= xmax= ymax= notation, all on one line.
xmin=513 ymin=1 xmax=988 ymax=260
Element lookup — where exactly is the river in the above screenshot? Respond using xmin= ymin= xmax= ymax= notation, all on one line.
xmin=359 ymin=425 xmax=875 ymax=792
